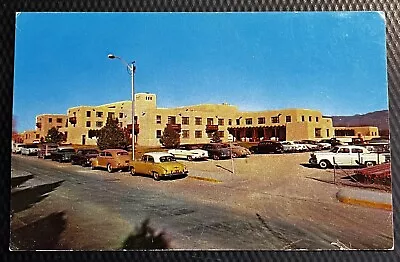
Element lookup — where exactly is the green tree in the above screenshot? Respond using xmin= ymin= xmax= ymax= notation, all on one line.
xmin=45 ymin=127 xmax=64 ymax=144
xmin=211 ymin=131 xmax=222 ymax=143
xmin=97 ymin=117 xmax=128 ymax=150
xmin=159 ymin=126 xmax=180 ymax=148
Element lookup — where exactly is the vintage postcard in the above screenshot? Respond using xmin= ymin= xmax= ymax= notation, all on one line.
xmin=11 ymin=12 xmax=392 ymax=250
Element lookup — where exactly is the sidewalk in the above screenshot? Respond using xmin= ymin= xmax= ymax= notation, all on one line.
xmin=336 ymin=187 xmax=392 ymax=211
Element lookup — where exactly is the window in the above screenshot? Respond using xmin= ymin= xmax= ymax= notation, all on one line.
xmin=156 ymin=130 xmax=162 ymax=138
xmin=352 ymin=148 xmax=364 ymax=153
xmin=315 ymin=128 xmax=322 ymax=138
xmin=218 ymin=118 xmax=224 ymax=126
xmin=286 ymin=116 xmax=292 ymax=123
xmin=57 ymin=125 xmax=62 ymax=129
xmin=258 ymin=117 xmax=265 ymax=124
xmin=338 ymin=148 xmax=350 ymax=153
xmin=156 ymin=115 xmax=161 ymax=124
xmin=86 ymin=121 xmax=91 ymax=128
xmin=96 ymin=111 xmax=103 ymax=117
xmin=207 ymin=118 xmax=214 ymax=125
xmin=64 ymin=131 xmax=68 ymax=139
xmin=271 ymin=117 xmax=279 ymax=123
xmin=119 ymin=122 xmax=123 ymax=127
xmin=327 ymin=129 xmax=330 ymax=137
xmin=108 ymin=112 xmax=115 ymax=119
xmin=36 ymin=134 xmax=40 ymax=139
xmin=207 ymin=132 xmax=213 ymax=138
xmin=182 ymin=130 xmax=189 ymax=138
xmin=195 ymin=130 xmax=202 ymax=138
xmin=228 ymin=119 xmax=232 ymax=125
xmin=316 ymin=117 xmax=319 ymax=122
xmin=168 ymin=116 xmax=176 ymax=124
xmin=134 ymin=116 xmax=138 ymax=124
xmin=96 ymin=121 xmax=103 ymax=128
xmin=309 ymin=116 xmax=312 ymax=122
xmin=49 ymin=118 xmax=52 ymax=123
xmin=86 ymin=111 xmax=91 ymax=117
xmin=119 ymin=113 xmax=124 ymax=119
xmin=218 ymin=131 xmax=224 ymax=138
xmin=195 ymin=117 xmax=202 ymax=125
xmin=106 ymin=152 xmax=112 ymax=157
xmin=236 ymin=118 xmax=241 ymax=125
xmin=245 ymin=118 xmax=253 ymax=125
xmin=57 ymin=118 xmax=63 ymax=123
xmin=301 ymin=116 xmax=305 ymax=122
xmin=182 ymin=117 xmax=189 ymax=125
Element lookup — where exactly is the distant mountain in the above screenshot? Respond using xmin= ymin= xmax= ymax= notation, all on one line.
xmin=328 ymin=110 xmax=389 ymax=132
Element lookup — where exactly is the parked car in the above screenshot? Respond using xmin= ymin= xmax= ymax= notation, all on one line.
xmin=299 ymin=140 xmax=321 ymax=151
xmin=91 ymin=149 xmax=130 ymax=173
xmin=71 ymin=148 xmax=99 ymax=166
xmin=21 ymin=144 xmax=39 ymax=156
xmin=51 ymin=147 xmax=76 ymax=162
xmin=316 ymin=140 xmax=332 ymax=150
xmin=201 ymin=143 xmax=232 ymax=160
xmin=309 ymin=145 xmax=390 ymax=169
xmin=37 ymin=143 xmax=58 ymax=159
xmin=226 ymin=143 xmax=251 ymax=158
xmin=12 ymin=143 xmax=24 ymax=154
xmin=168 ymin=144 xmax=208 ymax=161
xmin=249 ymin=140 xmax=284 ymax=154
xmin=291 ymin=141 xmax=309 ymax=152
xmin=129 ymin=152 xmax=188 ymax=181
xmin=280 ymin=141 xmax=298 ymax=153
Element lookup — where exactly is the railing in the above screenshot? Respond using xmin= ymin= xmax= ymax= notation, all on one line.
xmin=206 ymin=125 xmax=218 ymax=132
xmin=166 ymin=124 xmax=182 ymax=132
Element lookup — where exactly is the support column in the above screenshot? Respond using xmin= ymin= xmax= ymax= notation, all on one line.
xmin=252 ymin=128 xmax=257 ymax=142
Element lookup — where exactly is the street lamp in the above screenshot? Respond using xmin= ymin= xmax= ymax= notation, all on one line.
xmin=108 ymin=53 xmax=136 ymax=160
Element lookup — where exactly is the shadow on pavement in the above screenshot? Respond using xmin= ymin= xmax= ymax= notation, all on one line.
xmin=11 ymin=211 xmax=67 ymax=250
xmin=11 ymin=180 xmax=64 ymax=213
xmin=11 ymin=174 xmax=34 ymax=188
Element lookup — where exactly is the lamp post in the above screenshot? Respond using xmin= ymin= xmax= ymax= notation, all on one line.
xmin=108 ymin=54 xmax=136 ymax=160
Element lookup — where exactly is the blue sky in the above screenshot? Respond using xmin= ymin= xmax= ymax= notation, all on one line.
xmin=14 ymin=12 xmax=388 ymax=132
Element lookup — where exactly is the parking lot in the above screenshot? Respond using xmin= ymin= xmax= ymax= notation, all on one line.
xmin=11 ymin=151 xmax=393 ymax=250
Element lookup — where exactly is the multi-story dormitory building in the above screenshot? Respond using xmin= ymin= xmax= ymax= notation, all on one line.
xmin=21 ymin=92 xmax=380 ymax=146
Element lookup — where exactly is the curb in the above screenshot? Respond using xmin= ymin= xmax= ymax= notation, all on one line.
xmin=188 ymin=175 xmax=222 ymax=183
xmin=336 ymin=188 xmax=392 ymax=211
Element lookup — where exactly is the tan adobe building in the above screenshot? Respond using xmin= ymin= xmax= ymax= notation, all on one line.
xmin=21 ymin=130 xmax=40 ymax=144
xmin=62 ymin=101 xmax=133 ymax=145
xmin=25 ymin=92 xmax=380 ymax=147
xmin=334 ymin=126 xmax=379 ymax=141
xmin=35 ymin=114 xmax=68 ymax=141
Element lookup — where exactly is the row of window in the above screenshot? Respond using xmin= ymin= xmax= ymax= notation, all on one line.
xmin=155 ymin=115 xmax=320 ymax=125
xmin=43 ymin=117 xmax=64 ymax=123
xmin=155 ymin=130 xmax=224 ymax=139
xmin=85 ymin=111 xmax=126 ymax=119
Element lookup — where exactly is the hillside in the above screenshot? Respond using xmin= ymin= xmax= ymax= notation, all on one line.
xmin=329 ymin=110 xmax=389 ymax=132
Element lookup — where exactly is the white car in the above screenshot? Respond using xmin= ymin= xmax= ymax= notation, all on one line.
xmin=280 ymin=141 xmax=306 ymax=152
xmin=292 ymin=141 xmax=310 ymax=152
xmin=309 ymin=145 xmax=389 ymax=169
xmin=12 ymin=143 xmax=24 ymax=154
xmin=21 ymin=144 xmax=39 ymax=156
xmin=168 ymin=144 xmax=209 ymax=161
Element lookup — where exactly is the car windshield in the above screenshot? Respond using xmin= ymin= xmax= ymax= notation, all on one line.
xmin=159 ymin=156 xmax=176 ymax=162
xmin=330 ymin=147 xmax=339 ymax=153
xmin=117 ymin=151 xmax=128 ymax=156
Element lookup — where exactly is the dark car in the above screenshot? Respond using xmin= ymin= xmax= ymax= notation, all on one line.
xmin=71 ymin=148 xmax=99 ymax=166
xmin=51 ymin=147 xmax=76 ymax=162
xmin=201 ymin=143 xmax=232 ymax=160
xmin=37 ymin=143 xmax=58 ymax=159
xmin=249 ymin=140 xmax=284 ymax=154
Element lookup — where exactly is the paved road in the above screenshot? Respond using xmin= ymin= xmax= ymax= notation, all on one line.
xmin=10 ymin=155 xmax=393 ymax=250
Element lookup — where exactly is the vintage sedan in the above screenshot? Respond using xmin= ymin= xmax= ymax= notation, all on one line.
xmin=168 ymin=144 xmax=208 ymax=161
xmin=71 ymin=148 xmax=99 ymax=166
xmin=129 ymin=152 xmax=188 ymax=181
xmin=50 ymin=147 xmax=76 ymax=162
xmin=91 ymin=149 xmax=130 ymax=173
xmin=201 ymin=143 xmax=232 ymax=160
xmin=226 ymin=143 xmax=251 ymax=158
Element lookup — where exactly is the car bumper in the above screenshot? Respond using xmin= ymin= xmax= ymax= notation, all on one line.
xmin=163 ymin=170 xmax=189 ymax=177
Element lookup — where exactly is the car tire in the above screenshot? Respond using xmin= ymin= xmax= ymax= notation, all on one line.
xmin=130 ymin=167 xmax=136 ymax=176
xmin=319 ymin=160 xmax=330 ymax=169
xmin=232 ymin=153 xmax=238 ymax=158
xmin=71 ymin=159 xmax=75 ymax=165
xmin=107 ymin=164 xmax=113 ymax=173
xmin=187 ymin=155 xmax=193 ymax=161
xmin=213 ymin=154 xmax=220 ymax=160
xmin=81 ymin=162 xmax=87 ymax=167
xmin=91 ymin=164 xmax=96 ymax=170
xmin=153 ymin=172 xmax=160 ymax=181
xmin=365 ymin=161 xmax=376 ymax=167
xmin=58 ymin=158 xmax=62 ymax=163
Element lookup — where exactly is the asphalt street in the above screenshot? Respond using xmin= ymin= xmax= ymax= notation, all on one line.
xmin=10 ymin=155 xmax=393 ymax=250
